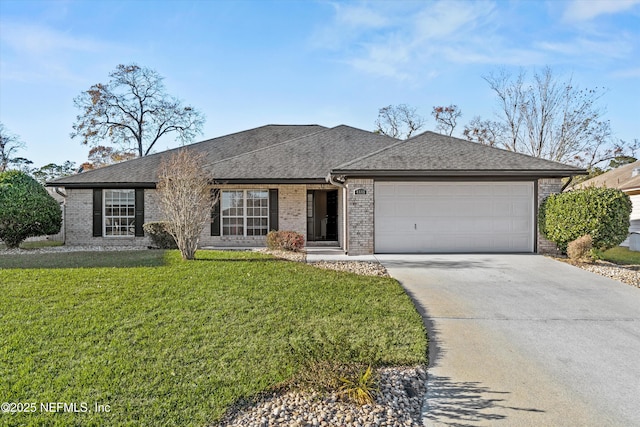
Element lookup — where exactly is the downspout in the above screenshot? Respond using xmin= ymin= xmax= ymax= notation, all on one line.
xmin=54 ymin=187 xmax=67 ymax=198
xmin=326 ymin=173 xmax=347 ymax=253
xmin=561 ymin=176 xmax=573 ymax=192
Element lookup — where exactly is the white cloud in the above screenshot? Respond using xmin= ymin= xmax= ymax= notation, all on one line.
xmin=313 ymin=0 xmax=639 ymax=82
xmin=412 ymin=1 xmax=495 ymax=42
xmin=536 ymin=36 xmax=633 ymax=59
xmin=0 ymin=22 xmax=121 ymax=83
xmin=1 ymin=22 xmax=109 ymax=55
xmin=333 ymin=3 xmax=389 ymax=29
xmin=611 ymin=67 xmax=640 ymax=78
xmin=563 ymin=0 xmax=640 ymax=22
xmin=313 ymin=0 xmax=514 ymax=80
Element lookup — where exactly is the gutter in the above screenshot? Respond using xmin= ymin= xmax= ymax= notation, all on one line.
xmin=330 ymin=169 xmax=587 ymax=178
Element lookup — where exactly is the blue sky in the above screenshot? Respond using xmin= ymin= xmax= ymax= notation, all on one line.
xmin=1 ymin=0 xmax=639 ymax=168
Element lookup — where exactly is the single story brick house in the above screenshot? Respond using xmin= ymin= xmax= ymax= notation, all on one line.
xmin=47 ymin=124 xmax=585 ymax=255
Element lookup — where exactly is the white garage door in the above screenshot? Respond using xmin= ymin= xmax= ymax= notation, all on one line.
xmin=375 ymin=182 xmax=534 ymax=253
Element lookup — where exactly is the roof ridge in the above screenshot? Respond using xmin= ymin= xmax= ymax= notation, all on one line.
xmin=331 ymin=134 xmax=404 ymax=171
xmin=203 ymin=126 xmax=333 ymax=168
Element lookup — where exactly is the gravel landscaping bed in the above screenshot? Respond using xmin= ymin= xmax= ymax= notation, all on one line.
xmin=260 ymin=249 xmax=389 ymax=277
xmin=309 ymin=261 xmax=389 ymax=277
xmin=568 ymin=260 xmax=639 ymax=288
xmin=218 ymin=366 xmax=427 ymax=427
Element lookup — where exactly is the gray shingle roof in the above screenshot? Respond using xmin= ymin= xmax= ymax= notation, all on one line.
xmin=48 ymin=126 xmax=585 ymax=187
xmin=332 ymin=131 xmax=585 ymax=177
xmin=48 ymin=125 xmax=327 ymax=186
xmin=572 ymin=160 xmax=640 ymax=192
xmin=203 ymin=125 xmax=397 ymax=180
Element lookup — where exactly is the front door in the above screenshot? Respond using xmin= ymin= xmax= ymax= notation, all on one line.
xmin=307 ymin=190 xmax=338 ymax=241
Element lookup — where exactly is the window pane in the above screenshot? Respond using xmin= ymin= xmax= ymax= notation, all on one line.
xmin=221 ymin=190 xmax=269 ymax=237
xmin=104 ymin=189 xmax=135 ymax=237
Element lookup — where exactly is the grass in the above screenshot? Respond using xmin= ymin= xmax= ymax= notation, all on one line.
xmin=0 ymin=240 xmax=64 ymax=250
xmin=600 ymin=246 xmax=640 ymax=265
xmin=0 ymin=250 xmax=427 ymax=426
xmin=0 ymin=250 xmax=167 ymax=269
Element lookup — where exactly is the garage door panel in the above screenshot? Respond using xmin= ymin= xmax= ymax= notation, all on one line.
xmin=375 ymin=182 xmax=534 ymax=253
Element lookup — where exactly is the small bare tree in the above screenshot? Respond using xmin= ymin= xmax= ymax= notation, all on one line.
xmin=432 ymin=105 xmax=462 ymax=136
xmin=375 ymin=104 xmax=426 ymax=139
xmin=0 ymin=123 xmax=26 ymax=172
xmin=156 ymin=150 xmax=216 ymax=260
xmin=463 ymin=116 xmax=502 ymax=147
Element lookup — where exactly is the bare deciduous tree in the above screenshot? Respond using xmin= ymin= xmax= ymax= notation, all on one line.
xmin=156 ymin=150 xmax=216 ymax=260
xmin=87 ymin=146 xmax=137 ymax=169
xmin=72 ymin=64 xmax=205 ymax=158
xmin=432 ymin=105 xmax=462 ymax=136
xmin=0 ymin=123 xmax=26 ymax=172
xmin=374 ymin=104 xmax=426 ymax=139
xmin=462 ymin=116 xmax=502 ymax=147
xmin=480 ymin=66 xmax=629 ymax=168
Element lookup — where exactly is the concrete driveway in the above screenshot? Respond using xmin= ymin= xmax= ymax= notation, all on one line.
xmin=377 ymin=254 xmax=640 ymax=427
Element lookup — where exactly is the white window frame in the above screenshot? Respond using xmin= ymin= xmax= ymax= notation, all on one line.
xmin=103 ymin=189 xmax=136 ymax=237
xmin=221 ymin=190 xmax=269 ymax=237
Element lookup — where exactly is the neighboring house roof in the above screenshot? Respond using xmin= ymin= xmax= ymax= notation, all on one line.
xmin=332 ymin=131 xmax=585 ymax=177
xmin=573 ymin=160 xmax=640 ymax=193
xmin=47 ymin=125 xmax=585 ymax=188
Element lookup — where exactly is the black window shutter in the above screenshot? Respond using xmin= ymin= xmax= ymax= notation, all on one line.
xmin=211 ymin=189 xmax=221 ymax=236
xmin=93 ymin=189 xmax=103 ymax=237
xmin=269 ymin=189 xmax=279 ymax=231
xmin=134 ymin=189 xmax=144 ymax=237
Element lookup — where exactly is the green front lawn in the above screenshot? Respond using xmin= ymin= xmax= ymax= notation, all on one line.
xmin=601 ymin=246 xmax=640 ymax=265
xmin=0 ymin=249 xmax=167 ymax=269
xmin=0 ymin=250 xmax=426 ymax=426
xmin=0 ymin=240 xmax=64 ymax=250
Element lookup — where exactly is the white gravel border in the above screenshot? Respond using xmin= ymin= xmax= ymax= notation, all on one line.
xmin=218 ymin=366 xmax=428 ymax=427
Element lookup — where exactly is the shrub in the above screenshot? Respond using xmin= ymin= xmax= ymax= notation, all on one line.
xmin=143 ymin=221 xmax=177 ymax=249
xmin=0 ymin=171 xmax=62 ymax=248
xmin=567 ymin=235 xmax=593 ymax=262
xmin=539 ymin=187 xmax=632 ymax=252
xmin=266 ymin=230 xmax=305 ymax=252
xmin=338 ymin=365 xmax=378 ymax=405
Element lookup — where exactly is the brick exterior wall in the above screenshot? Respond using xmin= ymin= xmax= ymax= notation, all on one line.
xmin=63 ymin=184 xmax=343 ymax=249
xmin=64 ymin=188 xmax=161 ymax=247
xmin=537 ymin=178 xmax=563 ymax=255
xmin=199 ymin=184 xmax=309 ymax=247
xmin=345 ymin=178 xmax=374 ymax=255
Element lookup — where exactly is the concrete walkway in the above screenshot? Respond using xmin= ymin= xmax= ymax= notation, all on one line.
xmin=373 ymin=254 xmax=640 ymax=427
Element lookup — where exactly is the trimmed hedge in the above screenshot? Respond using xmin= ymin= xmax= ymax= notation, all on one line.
xmin=266 ymin=230 xmax=305 ymax=252
xmin=143 ymin=221 xmax=178 ymax=249
xmin=539 ymin=187 xmax=632 ymax=252
xmin=0 ymin=170 xmax=62 ymax=248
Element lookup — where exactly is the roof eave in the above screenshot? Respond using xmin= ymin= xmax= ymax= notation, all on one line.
xmin=46 ymin=178 xmax=328 ymax=188
xmin=213 ymin=178 xmax=328 ymax=184
xmin=45 ymin=182 xmax=157 ymax=189
xmin=330 ymin=169 xmax=587 ymax=178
